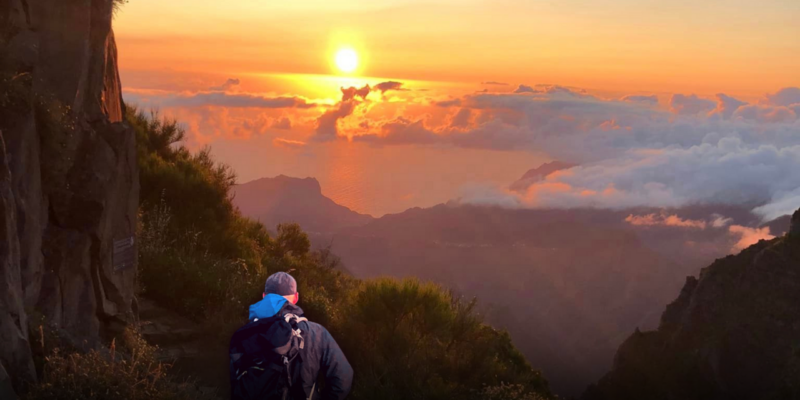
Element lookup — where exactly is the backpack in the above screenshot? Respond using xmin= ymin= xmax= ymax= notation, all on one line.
xmin=229 ymin=312 xmax=308 ymax=400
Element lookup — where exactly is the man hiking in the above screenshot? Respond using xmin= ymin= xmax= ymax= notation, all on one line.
xmin=229 ymin=272 xmax=353 ymax=400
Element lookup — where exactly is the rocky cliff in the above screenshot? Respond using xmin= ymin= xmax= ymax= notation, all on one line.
xmin=0 ymin=0 xmax=138 ymax=394
xmin=584 ymin=208 xmax=800 ymax=400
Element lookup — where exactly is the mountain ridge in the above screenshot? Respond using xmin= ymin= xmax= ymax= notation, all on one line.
xmin=583 ymin=208 xmax=800 ymax=399
xmin=233 ymin=175 xmax=374 ymax=233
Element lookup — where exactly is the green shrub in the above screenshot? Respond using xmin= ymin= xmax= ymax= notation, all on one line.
xmin=24 ymin=327 xmax=211 ymax=400
xmin=333 ymin=278 xmax=550 ymax=400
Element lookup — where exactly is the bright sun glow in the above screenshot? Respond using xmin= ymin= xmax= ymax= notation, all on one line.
xmin=335 ymin=48 xmax=359 ymax=73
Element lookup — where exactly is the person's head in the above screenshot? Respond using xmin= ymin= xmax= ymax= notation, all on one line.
xmin=263 ymin=272 xmax=299 ymax=304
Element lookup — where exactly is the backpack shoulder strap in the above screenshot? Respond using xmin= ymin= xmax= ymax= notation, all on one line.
xmin=283 ymin=313 xmax=308 ymax=349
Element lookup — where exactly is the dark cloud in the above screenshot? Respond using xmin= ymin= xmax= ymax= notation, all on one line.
xmin=734 ymin=104 xmax=797 ymax=123
xmin=373 ymin=81 xmax=407 ymax=94
xmin=271 ymin=116 xmax=292 ymax=130
xmin=622 ymin=95 xmax=659 ymax=106
xmin=273 ymin=138 xmax=306 ymax=148
xmin=481 ymin=81 xmax=509 ymax=86
xmin=126 ymin=91 xmax=317 ymax=109
xmin=669 ymin=94 xmax=716 ymax=115
xmin=315 ymin=101 xmax=357 ymax=141
xmin=356 ymin=117 xmax=440 ymax=146
xmin=514 ymin=84 xmax=537 ymax=93
xmin=341 ymin=85 xmax=371 ymax=102
xmin=765 ymin=87 xmax=800 ymax=107
xmin=209 ymin=78 xmax=240 ymax=91
xmin=435 ymin=98 xmax=462 ymax=107
xmin=449 ymin=108 xmax=472 ymax=128
xmin=714 ymin=93 xmax=747 ymax=119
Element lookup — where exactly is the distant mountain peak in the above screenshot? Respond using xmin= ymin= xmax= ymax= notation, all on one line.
xmin=509 ymin=161 xmax=577 ymax=192
xmin=244 ymin=175 xmax=322 ymax=193
xmin=232 ymin=175 xmax=373 ymax=233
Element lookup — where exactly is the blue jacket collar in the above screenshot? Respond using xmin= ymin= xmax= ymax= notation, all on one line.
xmin=248 ymin=294 xmax=288 ymax=321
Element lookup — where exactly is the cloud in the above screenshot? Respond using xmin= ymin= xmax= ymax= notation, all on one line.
xmin=373 ymin=81 xmax=406 ymax=94
xmin=728 ymin=225 xmax=775 ymax=251
xmin=123 ymin=89 xmax=317 ymax=109
xmin=435 ymin=98 xmax=462 ymax=107
xmin=271 ymin=116 xmax=292 ymax=130
xmin=734 ymin=104 xmax=797 ymax=123
xmin=341 ymin=85 xmax=371 ymax=102
xmin=514 ymin=84 xmax=537 ymax=93
xmin=449 ymin=108 xmax=473 ymax=129
xmin=711 ymin=214 xmax=733 ymax=228
xmin=764 ymin=87 xmax=800 ymax=107
xmin=240 ymin=83 xmax=800 ymax=220
xmin=753 ymin=187 xmax=800 ymax=221
xmin=315 ymin=101 xmax=357 ymax=141
xmin=209 ymin=78 xmax=240 ymax=91
xmin=622 ymin=95 xmax=659 ymax=106
xmin=273 ymin=138 xmax=306 ymax=148
xmin=481 ymin=81 xmax=509 ymax=86
xmin=669 ymin=94 xmax=716 ymax=115
xmin=356 ymin=117 xmax=441 ymax=145
xmin=625 ymin=213 xmax=708 ymax=229
xmin=714 ymin=93 xmax=747 ymax=119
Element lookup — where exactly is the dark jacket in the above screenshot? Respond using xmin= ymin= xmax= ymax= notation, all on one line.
xmin=246 ymin=294 xmax=354 ymax=400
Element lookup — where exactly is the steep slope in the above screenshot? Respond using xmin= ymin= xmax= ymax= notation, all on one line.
xmin=584 ymin=209 xmax=800 ymax=400
xmin=232 ymin=175 xmax=373 ymax=233
xmin=0 ymin=0 xmax=138 ymax=393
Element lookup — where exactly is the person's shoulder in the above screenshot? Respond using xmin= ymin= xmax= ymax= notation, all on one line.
xmin=300 ymin=320 xmax=329 ymax=334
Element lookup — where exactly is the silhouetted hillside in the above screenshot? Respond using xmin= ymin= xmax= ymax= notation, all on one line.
xmin=233 ymin=175 xmax=374 ymax=233
xmin=318 ymin=202 xmax=789 ymax=396
xmin=584 ymin=209 xmax=800 ymax=400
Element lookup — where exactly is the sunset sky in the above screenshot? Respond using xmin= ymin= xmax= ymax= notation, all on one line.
xmin=115 ymin=0 xmax=800 ymax=218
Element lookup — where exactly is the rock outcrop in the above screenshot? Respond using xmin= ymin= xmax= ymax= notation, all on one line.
xmin=0 ymin=0 xmax=138 ymax=393
xmin=584 ymin=208 xmax=800 ymax=400
xmin=232 ymin=175 xmax=374 ymax=233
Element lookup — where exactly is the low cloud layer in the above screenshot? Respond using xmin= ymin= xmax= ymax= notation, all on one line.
xmin=334 ymin=86 xmax=799 ymax=220
xmin=124 ymin=88 xmax=317 ymax=109
xmin=209 ymin=78 xmax=240 ymax=91
xmin=124 ymin=78 xmax=800 ymax=221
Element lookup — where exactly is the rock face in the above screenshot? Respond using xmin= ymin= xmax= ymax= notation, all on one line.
xmin=584 ymin=208 xmax=800 ymax=400
xmin=0 ymin=0 xmax=138 ymax=392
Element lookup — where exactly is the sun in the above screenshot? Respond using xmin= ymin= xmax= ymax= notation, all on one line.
xmin=335 ymin=48 xmax=359 ymax=74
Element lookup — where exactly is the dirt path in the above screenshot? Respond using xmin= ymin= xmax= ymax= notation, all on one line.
xmin=137 ymin=298 xmax=230 ymax=399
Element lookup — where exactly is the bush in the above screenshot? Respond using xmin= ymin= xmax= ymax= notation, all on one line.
xmin=24 ymin=327 xmax=211 ymax=400
xmin=333 ymin=278 xmax=550 ymax=400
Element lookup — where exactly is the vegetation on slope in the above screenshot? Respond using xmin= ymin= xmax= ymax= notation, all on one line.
xmin=583 ymin=223 xmax=800 ymax=400
xmin=130 ymin=107 xmax=554 ymax=399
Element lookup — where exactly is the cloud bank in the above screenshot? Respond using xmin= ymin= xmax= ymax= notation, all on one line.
xmin=324 ymin=86 xmax=799 ymax=220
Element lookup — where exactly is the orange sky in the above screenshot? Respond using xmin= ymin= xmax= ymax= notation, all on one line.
xmin=116 ymin=0 xmax=799 ymax=97
xmin=113 ymin=1 xmax=800 ymax=217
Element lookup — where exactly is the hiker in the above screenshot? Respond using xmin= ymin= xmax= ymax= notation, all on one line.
xmin=229 ymin=272 xmax=354 ymax=400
